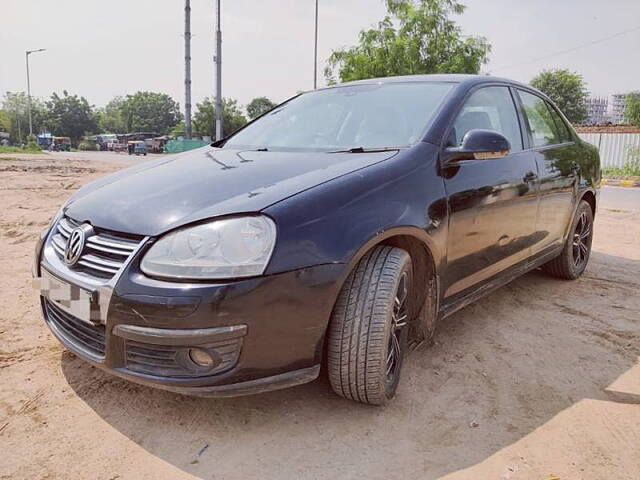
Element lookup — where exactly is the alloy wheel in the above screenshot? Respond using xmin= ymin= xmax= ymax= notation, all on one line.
xmin=386 ymin=271 xmax=409 ymax=380
xmin=572 ymin=211 xmax=592 ymax=269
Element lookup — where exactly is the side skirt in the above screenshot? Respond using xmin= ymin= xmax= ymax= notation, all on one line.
xmin=438 ymin=246 xmax=563 ymax=320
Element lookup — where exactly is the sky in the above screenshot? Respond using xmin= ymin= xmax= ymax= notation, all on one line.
xmin=1 ymin=0 xmax=639 ymax=111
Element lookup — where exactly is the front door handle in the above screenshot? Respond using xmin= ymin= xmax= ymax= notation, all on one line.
xmin=523 ymin=171 xmax=538 ymax=183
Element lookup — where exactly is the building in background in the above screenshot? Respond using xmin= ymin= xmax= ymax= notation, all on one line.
xmin=609 ymin=91 xmax=640 ymax=124
xmin=586 ymin=96 xmax=609 ymax=124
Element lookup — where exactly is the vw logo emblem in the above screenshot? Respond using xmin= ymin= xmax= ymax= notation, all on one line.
xmin=64 ymin=225 xmax=90 ymax=266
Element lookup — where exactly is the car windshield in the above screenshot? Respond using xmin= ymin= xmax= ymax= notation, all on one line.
xmin=224 ymin=82 xmax=454 ymax=152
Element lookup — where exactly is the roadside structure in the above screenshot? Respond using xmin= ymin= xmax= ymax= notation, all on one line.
xmin=610 ymin=91 xmax=640 ymax=124
xmin=586 ymin=96 xmax=609 ymax=124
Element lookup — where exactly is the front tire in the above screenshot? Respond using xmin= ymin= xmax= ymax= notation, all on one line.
xmin=327 ymin=246 xmax=412 ymax=405
xmin=542 ymin=200 xmax=594 ymax=279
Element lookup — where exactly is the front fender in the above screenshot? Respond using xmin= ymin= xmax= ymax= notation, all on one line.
xmin=263 ymin=143 xmax=448 ymax=277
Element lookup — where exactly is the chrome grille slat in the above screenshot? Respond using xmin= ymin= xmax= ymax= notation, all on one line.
xmin=77 ymin=259 xmax=120 ymax=274
xmin=85 ymin=241 xmax=132 ymax=256
xmin=87 ymin=235 xmax=137 ymax=251
xmin=49 ymin=216 xmax=144 ymax=282
xmin=80 ymin=253 xmax=123 ymax=269
xmin=58 ymin=217 xmax=75 ymax=235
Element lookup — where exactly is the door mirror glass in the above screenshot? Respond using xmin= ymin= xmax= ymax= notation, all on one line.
xmin=443 ymin=129 xmax=511 ymax=163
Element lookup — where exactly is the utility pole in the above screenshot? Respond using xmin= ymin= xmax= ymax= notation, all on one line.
xmin=214 ymin=0 xmax=223 ymax=140
xmin=25 ymin=48 xmax=45 ymax=137
xmin=314 ymin=0 xmax=318 ymax=89
xmin=184 ymin=0 xmax=192 ymax=139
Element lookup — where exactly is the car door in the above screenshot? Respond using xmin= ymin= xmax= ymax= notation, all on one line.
xmin=442 ymin=85 xmax=539 ymax=300
xmin=515 ymin=90 xmax=577 ymax=256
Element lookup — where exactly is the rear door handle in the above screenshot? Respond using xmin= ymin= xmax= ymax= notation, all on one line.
xmin=523 ymin=171 xmax=538 ymax=183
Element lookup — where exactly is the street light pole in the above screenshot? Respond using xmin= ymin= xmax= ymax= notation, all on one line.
xmin=314 ymin=0 xmax=318 ymax=89
xmin=25 ymin=48 xmax=45 ymax=137
xmin=214 ymin=0 xmax=223 ymax=140
xmin=184 ymin=0 xmax=192 ymax=139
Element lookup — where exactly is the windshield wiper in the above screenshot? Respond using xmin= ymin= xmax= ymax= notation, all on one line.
xmin=327 ymin=146 xmax=403 ymax=154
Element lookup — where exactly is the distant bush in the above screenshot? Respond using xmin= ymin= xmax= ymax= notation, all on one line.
xmin=0 ymin=144 xmax=41 ymax=153
xmin=78 ymin=140 xmax=98 ymax=151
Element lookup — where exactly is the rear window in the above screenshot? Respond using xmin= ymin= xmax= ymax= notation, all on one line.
xmin=546 ymin=104 xmax=572 ymax=143
xmin=518 ymin=90 xmax=563 ymax=148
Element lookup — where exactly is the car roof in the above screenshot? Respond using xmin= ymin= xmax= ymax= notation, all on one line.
xmin=335 ymin=73 xmax=532 ymax=91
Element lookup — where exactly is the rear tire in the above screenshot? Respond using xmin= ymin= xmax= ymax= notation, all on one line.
xmin=541 ymin=200 xmax=593 ymax=280
xmin=327 ymin=246 xmax=412 ymax=405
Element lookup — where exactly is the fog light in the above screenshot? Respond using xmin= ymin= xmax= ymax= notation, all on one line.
xmin=188 ymin=348 xmax=214 ymax=367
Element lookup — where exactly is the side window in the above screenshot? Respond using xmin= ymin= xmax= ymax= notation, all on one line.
xmin=451 ymin=86 xmax=523 ymax=152
xmin=546 ymin=103 xmax=572 ymax=143
xmin=518 ymin=90 xmax=562 ymax=147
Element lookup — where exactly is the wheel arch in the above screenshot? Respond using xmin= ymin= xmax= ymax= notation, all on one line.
xmin=580 ymin=189 xmax=597 ymax=218
xmin=562 ymin=187 xmax=597 ymax=244
xmin=330 ymin=226 xmax=441 ymax=337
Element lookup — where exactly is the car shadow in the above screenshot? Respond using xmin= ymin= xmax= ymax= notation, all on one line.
xmin=61 ymin=250 xmax=640 ymax=479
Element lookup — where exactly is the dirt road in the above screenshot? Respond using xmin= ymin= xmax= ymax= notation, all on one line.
xmin=1 ymin=154 xmax=639 ymax=480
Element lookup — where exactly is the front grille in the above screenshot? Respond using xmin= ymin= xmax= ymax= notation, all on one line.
xmin=125 ymin=337 xmax=242 ymax=378
xmin=44 ymin=299 xmax=106 ymax=358
xmin=50 ymin=216 xmax=143 ymax=281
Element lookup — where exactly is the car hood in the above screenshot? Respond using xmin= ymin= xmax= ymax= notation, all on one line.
xmin=65 ymin=146 xmax=398 ymax=236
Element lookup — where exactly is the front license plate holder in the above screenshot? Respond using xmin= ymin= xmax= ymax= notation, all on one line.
xmin=41 ymin=269 xmax=98 ymax=325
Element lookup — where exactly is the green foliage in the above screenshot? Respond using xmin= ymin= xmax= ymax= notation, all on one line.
xmin=120 ymin=91 xmax=182 ymax=135
xmin=170 ymin=121 xmax=185 ymax=137
xmin=0 ymin=109 xmax=11 ymax=132
xmin=192 ymin=98 xmax=248 ymax=138
xmin=325 ymin=0 xmax=490 ymax=84
xmin=45 ymin=91 xmax=98 ymax=143
xmin=601 ymin=146 xmax=640 ymax=179
xmin=247 ymin=97 xmax=277 ymax=120
xmin=624 ymin=93 xmax=640 ymax=127
xmin=1 ymin=92 xmax=46 ymax=143
xmin=601 ymin=162 xmax=640 ymax=179
xmin=78 ymin=139 xmax=98 ymax=151
xmin=97 ymin=96 xmax=127 ymax=133
xmin=529 ymin=69 xmax=588 ymax=124
xmin=0 ymin=144 xmax=41 ymax=153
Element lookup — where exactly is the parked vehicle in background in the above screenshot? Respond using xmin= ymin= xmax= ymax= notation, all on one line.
xmin=113 ymin=142 xmax=128 ymax=153
xmin=37 ymin=133 xmax=54 ymax=149
xmin=96 ymin=134 xmax=119 ymax=151
xmin=50 ymin=137 xmax=72 ymax=151
xmin=34 ymin=75 xmax=600 ymax=405
xmin=128 ymin=140 xmax=147 ymax=156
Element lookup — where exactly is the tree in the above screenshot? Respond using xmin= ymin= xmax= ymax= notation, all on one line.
xmin=246 ymin=97 xmax=276 ymax=119
xmin=45 ymin=91 xmax=98 ymax=142
xmin=530 ymin=69 xmax=588 ymax=124
xmin=97 ymin=96 xmax=127 ymax=133
xmin=0 ymin=109 xmax=10 ymax=133
xmin=324 ymin=0 xmax=490 ymax=84
xmin=2 ymin=92 xmax=46 ymax=143
xmin=121 ymin=91 xmax=182 ymax=134
xmin=624 ymin=93 xmax=640 ymax=127
xmin=192 ymin=98 xmax=247 ymax=137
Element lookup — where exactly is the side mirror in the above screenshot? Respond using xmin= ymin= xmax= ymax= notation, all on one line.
xmin=442 ymin=129 xmax=511 ymax=163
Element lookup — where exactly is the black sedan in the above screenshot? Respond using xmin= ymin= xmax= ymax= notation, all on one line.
xmin=34 ymin=74 xmax=600 ymax=405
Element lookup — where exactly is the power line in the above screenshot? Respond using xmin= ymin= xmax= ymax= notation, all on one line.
xmin=491 ymin=24 xmax=640 ymax=72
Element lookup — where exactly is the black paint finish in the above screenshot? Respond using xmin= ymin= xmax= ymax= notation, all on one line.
xmin=38 ymin=74 xmax=600 ymax=395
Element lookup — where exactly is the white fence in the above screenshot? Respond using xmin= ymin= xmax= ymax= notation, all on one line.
xmin=578 ymin=133 xmax=640 ymax=168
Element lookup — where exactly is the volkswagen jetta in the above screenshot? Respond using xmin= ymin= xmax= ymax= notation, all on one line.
xmin=34 ymin=75 xmax=600 ymax=405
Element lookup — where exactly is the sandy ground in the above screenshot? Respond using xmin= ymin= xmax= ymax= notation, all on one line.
xmin=0 ymin=153 xmax=639 ymax=480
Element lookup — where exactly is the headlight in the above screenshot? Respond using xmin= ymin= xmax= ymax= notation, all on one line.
xmin=140 ymin=216 xmax=277 ymax=279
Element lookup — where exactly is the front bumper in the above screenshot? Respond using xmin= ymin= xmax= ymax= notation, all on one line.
xmin=35 ymin=228 xmax=345 ymax=397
